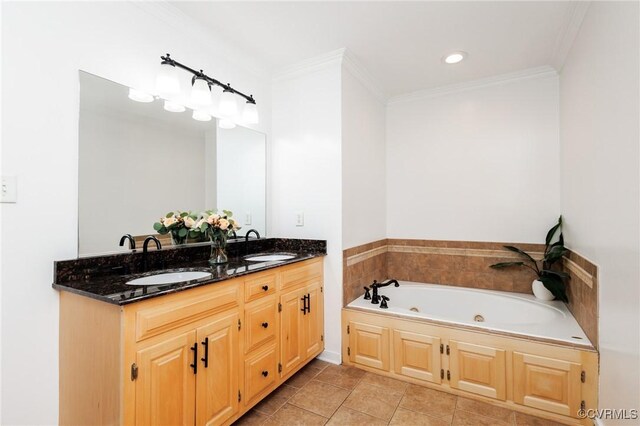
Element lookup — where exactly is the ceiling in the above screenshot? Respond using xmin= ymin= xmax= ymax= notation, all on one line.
xmin=170 ymin=1 xmax=581 ymax=98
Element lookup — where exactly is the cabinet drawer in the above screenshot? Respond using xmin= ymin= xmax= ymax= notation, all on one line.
xmin=244 ymin=344 xmax=278 ymax=405
xmin=134 ymin=281 xmax=240 ymax=342
xmin=245 ymin=297 xmax=278 ymax=353
xmin=280 ymin=260 xmax=322 ymax=291
xmin=245 ymin=273 xmax=277 ymax=302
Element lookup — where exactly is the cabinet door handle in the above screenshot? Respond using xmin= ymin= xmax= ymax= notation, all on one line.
xmin=201 ymin=337 xmax=209 ymax=368
xmin=262 ymin=285 xmax=269 ymax=291
xmin=190 ymin=343 xmax=198 ymax=374
xmin=261 ymin=370 xmax=269 ymax=377
xmin=262 ymin=322 xmax=269 ymax=328
xmin=300 ymin=295 xmax=307 ymax=315
xmin=306 ymin=294 xmax=311 ymax=314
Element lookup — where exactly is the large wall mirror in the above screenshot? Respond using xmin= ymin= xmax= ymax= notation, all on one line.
xmin=78 ymin=71 xmax=266 ymax=257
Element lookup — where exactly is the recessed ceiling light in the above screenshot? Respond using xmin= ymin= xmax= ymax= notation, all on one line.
xmin=443 ymin=51 xmax=467 ymax=65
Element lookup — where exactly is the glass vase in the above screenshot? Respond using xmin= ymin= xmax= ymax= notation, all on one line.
xmin=209 ymin=232 xmax=228 ymax=265
xmin=170 ymin=229 xmax=188 ymax=246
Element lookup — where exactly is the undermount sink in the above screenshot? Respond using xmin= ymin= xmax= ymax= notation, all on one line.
xmin=126 ymin=271 xmax=212 ymax=286
xmin=245 ymin=254 xmax=296 ymax=262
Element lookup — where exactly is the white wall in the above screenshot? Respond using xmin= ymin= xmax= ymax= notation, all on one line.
xmin=270 ymin=58 xmax=343 ymax=363
xmin=341 ymin=65 xmax=387 ymax=249
xmin=1 ymin=2 xmax=270 ymax=424
xmin=386 ymin=74 xmax=561 ymax=243
xmin=559 ymin=2 xmax=640 ymax=421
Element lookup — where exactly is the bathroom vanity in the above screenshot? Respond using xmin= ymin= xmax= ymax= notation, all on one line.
xmin=54 ymin=245 xmax=325 ymax=426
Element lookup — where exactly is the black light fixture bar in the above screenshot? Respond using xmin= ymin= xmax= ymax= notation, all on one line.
xmin=161 ymin=53 xmax=256 ymax=104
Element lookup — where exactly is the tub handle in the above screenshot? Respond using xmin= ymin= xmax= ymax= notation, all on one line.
xmin=363 ymin=286 xmax=371 ymax=300
xmin=380 ymin=296 xmax=390 ymax=309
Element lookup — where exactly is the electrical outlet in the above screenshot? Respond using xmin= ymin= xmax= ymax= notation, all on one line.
xmin=245 ymin=212 xmax=252 ymax=225
xmin=295 ymin=211 xmax=304 ymax=227
xmin=1 ymin=176 xmax=17 ymax=203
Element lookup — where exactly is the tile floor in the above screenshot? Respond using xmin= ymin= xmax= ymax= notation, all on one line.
xmin=233 ymin=358 xmax=565 ymax=426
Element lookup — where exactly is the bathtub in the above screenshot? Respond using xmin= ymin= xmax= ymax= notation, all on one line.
xmin=347 ymin=282 xmax=591 ymax=347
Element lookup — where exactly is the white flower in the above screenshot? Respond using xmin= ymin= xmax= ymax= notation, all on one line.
xmin=184 ymin=217 xmax=196 ymax=228
xmin=207 ymin=214 xmax=220 ymax=225
xmin=163 ymin=216 xmax=177 ymax=227
xmin=194 ymin=218 xmax=206 ymax=229
xmin=219 ymin=218 xmax=229 ymax=230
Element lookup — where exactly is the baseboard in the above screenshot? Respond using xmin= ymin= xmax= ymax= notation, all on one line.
xmin=317 ymin=349 xmax=341 ymax=364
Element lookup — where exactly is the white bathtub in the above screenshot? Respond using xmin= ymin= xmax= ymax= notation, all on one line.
xmin=347 ymin=282 xmax=591 ymax=347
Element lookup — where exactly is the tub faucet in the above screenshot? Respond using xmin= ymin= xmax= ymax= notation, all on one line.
xmin=371 ymin=279 xmax=400 ymax=304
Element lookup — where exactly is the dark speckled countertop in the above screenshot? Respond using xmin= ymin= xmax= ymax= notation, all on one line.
xmin=53 ymin=238 xmax=326 ymax=305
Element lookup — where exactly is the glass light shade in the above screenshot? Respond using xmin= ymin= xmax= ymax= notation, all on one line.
xmin=155 ymin=64 xmax=181 ymax=97
xmin=192 ymin=110 xmax=212 ymax=122
xmin=128 ymin=88 xmax=154 ymax=103
xmin=241 ymin=102 xmax=259 ymax=124
xmin=219 ymin=90 xmax=238 ymax=117
xmin=218 ymin=118 xmax=236 ymax=129
xmin=190 ymin=78 xmax=212 ymax=107
xmin=164 ymin=100 xmax=185 ymax=113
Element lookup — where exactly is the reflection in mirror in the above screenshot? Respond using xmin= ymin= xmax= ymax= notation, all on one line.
xmin=78 ymin=71 xmax=266 ymax=257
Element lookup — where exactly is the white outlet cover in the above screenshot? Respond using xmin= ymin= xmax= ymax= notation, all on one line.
xmin=295 ymin=211 xmax=304 ymax=227
xmin=1 ymin=176 xmax=17 ymax=203
xmin=245 ymin=212 xmax=252 ymax=225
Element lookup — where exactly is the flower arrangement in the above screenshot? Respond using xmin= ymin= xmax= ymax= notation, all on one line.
xmin=153 ymin=209 xmax=241 ymax=264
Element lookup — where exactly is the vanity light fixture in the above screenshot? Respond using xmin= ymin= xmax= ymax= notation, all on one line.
xmin=192 ymin=110 xmax=212 ymax=122
xmin=443 ymin=51 xmax=467 ymax=64
xmin=164 ymin=100 xmax=185 ymax=113
xmin=157 ymin=53 xmax=259 ymax=127
xmin=128 ymin=88 xmax=154 ymax=103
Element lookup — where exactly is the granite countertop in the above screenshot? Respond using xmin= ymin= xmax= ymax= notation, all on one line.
xmin=52 ymin=239 xmax=326 ymax=305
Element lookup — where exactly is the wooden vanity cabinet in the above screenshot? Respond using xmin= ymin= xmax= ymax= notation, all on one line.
xmin=343 ymin=309 xmax=597 ymax=426
xmin=59 ymin=258 xmax=324 ymax=426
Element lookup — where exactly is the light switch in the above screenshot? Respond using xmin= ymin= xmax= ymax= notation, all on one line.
xmin=1 ymin=176 xmax=17 ymax=203
xmin=245 ymin=212 xmax=252 ymax=225
xmin=295 ymin=211 xmax=304 ymax=227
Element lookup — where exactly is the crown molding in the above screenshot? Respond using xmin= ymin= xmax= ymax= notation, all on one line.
xmin=272 ymin=48 xmax=346 ymax=83
xmin=129 ymin=0 xmax=269 ymax=79
xmin=551 ymin=1 xmax=591 ymax=71
xmin=387 ymin=66 xmax=558 ymax=106
xmin=342 ymin=50 xmax=387 ymax=104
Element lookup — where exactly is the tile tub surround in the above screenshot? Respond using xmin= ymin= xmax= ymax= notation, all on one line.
xmin=343 ymin=239 xmax=598 ymax=347
xmin=233 ymin=359 xmax=565 ymax=426
xmin=53 ymin=238 xmax=326 ymax=304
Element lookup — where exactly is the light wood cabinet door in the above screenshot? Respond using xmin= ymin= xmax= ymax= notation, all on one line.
xmin=195 ymin=312 xmax=240 ymax=426
xmin=513 ymin=352 xmax=582 ymax=417
xmin=135 ymin=330 xmax=197 ymax=426
xmin=245 ymin=344 xmax=278 ymax=406
xmin=393 ymin=330 xmax=441 ymax=384
xmin=348 ymin=321 xmax=390 ymax=371
xmin=279 ymin=288 xmax=305 ymax=377
xmin=302 ymin=280 xmax=323 ymax=359
xmin=449 ymin=340 xmax=506 ymax=400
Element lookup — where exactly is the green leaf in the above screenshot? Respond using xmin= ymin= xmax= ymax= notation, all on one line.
xmin=539 ymin=274 xmax=568 ymax=302
xmin=180 ymin=212 xmax=189 ymax=218
xmin=541 ymin=269 xmax=570 ymax=279
xmin=545 ymin=216 xmax=562 ymax=246
xmin=156 ymin=227 xmax=168 ymax=235
xmin=489 ymin=261 xmax=526 ymax=269
xmin=153 ymin=222 xmax=162 ymax=231
xmin=544 ymin=245 xmax=568 ymax=264
xmin=222 ymin=209 xmax=232 ymax=217
xmin=178 ymin=228 xmax=188 ymax=238
xmin=502 ymin=245 xmax=538 ymax=265
xmin=165 ymin=212 xmax=174 ymax=218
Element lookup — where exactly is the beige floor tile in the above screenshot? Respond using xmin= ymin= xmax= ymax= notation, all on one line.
xmin=390 ymin=407 xmax=451 ymax=426
xmin=326 ymin=406 xmax=388 ymax=426
xmin=456 ymin=397 xmax=515 ymax=423
xmin=453 ymin=409 xmax=512 ymax=426
xmin=285 ymin=364 xmax=325 ymax=388
xmin=253 ymin=384 xmax=299 ymax=415
xmin=307 ymin=358 xmax=332 ymax=371
xmin=515 ymin=412 xmax=566 ymax=426
xmin=342 ymin=381 xmax=404 ymax=421
xmin=360 ymin=371 xmax=409 ymax=393
xmin=264 ymin=404 xmax=328 ymax=426
xmin=288 ymin=380 xmax=351 ymax=418
xmin=233 ymin=409 xmax=269 ymax=426
xmin=314 ymin=365 xmax=365 ymax=390
xmin=399 ymin=384 xmax=457 ymax=417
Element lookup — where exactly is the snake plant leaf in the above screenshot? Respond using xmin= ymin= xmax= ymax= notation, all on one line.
xmin=541 ymin=269 xmax=570 ymax=279
xmin=545 ymin=216 xmax=563 ymax=246
xmin=490 ymin=261 xmax=526 ymax=269
xmin=539 ymin=274 xmax=568 ymax=302
xmin=502 ymin=245 xmax=538 ymax=265
xmin=544 ymin=245 xmax=568 ymax=264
